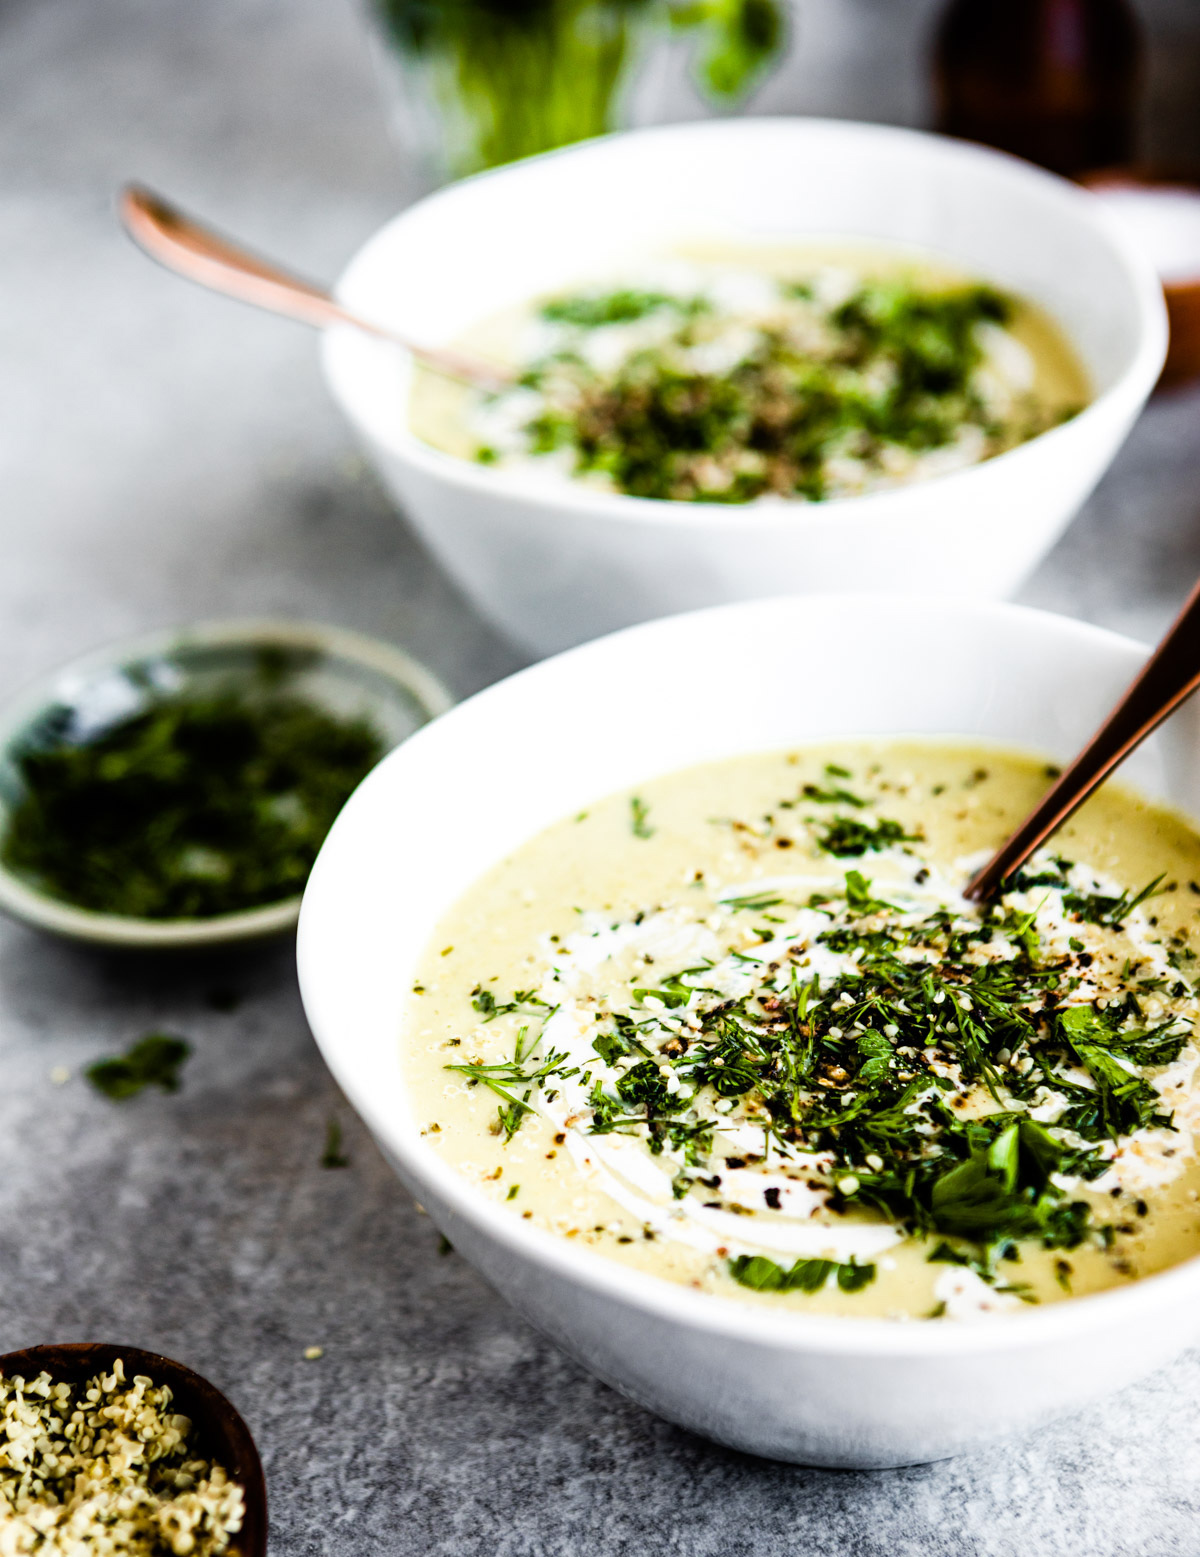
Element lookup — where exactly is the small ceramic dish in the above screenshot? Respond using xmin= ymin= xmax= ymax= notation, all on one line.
xmin=1081 ymin=167 xmax=1200 ymax=386
xmin=298 ymin=594 xmax=1200 ymax=1468
xmin=322 ymin=117 xmax=1167 ymax=656
xmin=0 ymin=619 xmax=452 ymax=950
xmin=0 ymin=1341 xmax=267 ymax=1557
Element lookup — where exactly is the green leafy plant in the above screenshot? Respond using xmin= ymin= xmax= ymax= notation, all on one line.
xmin=373 ymin=0 xmax=785 ymax=176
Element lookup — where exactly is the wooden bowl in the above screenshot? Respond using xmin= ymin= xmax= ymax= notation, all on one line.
xmin=0 ymin=1343 xmax=267 ymax=1557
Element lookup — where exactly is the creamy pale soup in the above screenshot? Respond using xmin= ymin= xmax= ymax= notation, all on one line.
xmin=410 ymin=242 xmax=1090 ymax=505
xmin=401 ymin=743 xmax=1200 ymax=1321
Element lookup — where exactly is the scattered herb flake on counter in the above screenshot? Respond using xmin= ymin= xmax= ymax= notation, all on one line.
xmin=86 ymin=1032 xmax=191 ymax=1101
xmin=1 ymin=682 xmax=384 ymax=918
xmin=631 ymin=797 xmax=654 ymax=838
xmin=321 ymin=1117 xmax=350 ymax=1169
xmin=0 ymin=1357 xmax=245 ymax=1556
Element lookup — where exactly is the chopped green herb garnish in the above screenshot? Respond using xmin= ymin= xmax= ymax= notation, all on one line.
xmin=1064 ymin=874 xmax=1166 ymax=927
xmin=813 ymin=814 xmax=921 ymax=857
xmin=2 ymin=675 xmax=384 ymax=919
xmin=484 ymin=276 xmax=1075 ymax=502
xmin=802 ymin=782 xmax=866 ymax=808
xmin=321 ymin=1117 xmax=351 ymax=1169
xmin=541 ymin=291 xmax=704 ymax=328
xmin=728 ymin=1254 xmax=876 ymax=1294
xmin=631 ymin=797 xmax=654 ymax=839
xmin=85 ymin=1033 xmax=191 ymax=1101
xmin=721 ymin=889 xmax=787 ymax=913
xmin=563 ymin=864 xmax=1184 ymax=1275
xmin=447 ymin=1025 xmax=578 ymax=1141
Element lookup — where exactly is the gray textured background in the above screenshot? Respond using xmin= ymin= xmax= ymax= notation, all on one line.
xmin=4 ymin=2 xmax=1200 ymax=1552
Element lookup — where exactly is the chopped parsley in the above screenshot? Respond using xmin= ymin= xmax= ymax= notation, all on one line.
xmin=85 ymin=1033 xmax=191 ymax=1101
xmin=321 ymin=1117 xmax=351 ymax=1169
xmin=2 ymin=667 xmax=384 ymax=919
xmin=475 ymin=275 xmax=1078 ymax=502
xmin=729 ymin=1254 xmax=876 ymax=1294
xmin=813 ymin=814 xmax=922 ymax=857
xmin=448 ymin=1024 xmax=578 ymax=1141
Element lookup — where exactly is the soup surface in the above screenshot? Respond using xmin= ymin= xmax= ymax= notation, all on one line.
xmin=410 ymin=242 xmax=1089 ymax=505
xmin=400 ymin=743 xmax=1200 ymax=1320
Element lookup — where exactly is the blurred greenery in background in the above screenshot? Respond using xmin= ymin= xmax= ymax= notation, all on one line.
xmin=372 ymin=0 xmax=785 ymax=177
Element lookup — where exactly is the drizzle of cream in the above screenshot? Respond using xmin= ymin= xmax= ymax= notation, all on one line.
xmin=934 ymin=1266 xmax=1021 ymax=1321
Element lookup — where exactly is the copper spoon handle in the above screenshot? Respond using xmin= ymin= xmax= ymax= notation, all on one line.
xmin=118 ymin=184 xmax=510 ymax=390
xmin=965 ymin=578 xmax=1200 ymax=901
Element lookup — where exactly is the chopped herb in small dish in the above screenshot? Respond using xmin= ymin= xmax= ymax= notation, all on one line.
xmin=3 ymin=685 xmax=383 ymax=920
xmin=0 ymin=621 xmax=451 ymax=948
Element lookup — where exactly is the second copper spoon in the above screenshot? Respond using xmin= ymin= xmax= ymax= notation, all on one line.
xmin=119 ymin=184 xmax=511 ymax=391
xmin=965 ymin=577 xmax=1200 ymax=901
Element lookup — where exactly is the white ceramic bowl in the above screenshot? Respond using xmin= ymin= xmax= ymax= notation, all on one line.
xmin=298 ymin=595 xmax=1200 ymax=1468
xmin=321 ymin=118 xmax=1167 ymax=657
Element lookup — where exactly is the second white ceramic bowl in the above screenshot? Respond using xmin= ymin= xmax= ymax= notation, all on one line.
xmin=298 ymin=594 xmax=1200 ymax=1468
xmin=322 ymin=118 xmax=1167 ymax=656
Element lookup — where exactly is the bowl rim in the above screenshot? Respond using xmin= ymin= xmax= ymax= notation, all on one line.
xmin=298 ymin=593 xmax=1200 ymax=1359
xmin=0 ymin=617 xmax=454 ymax=949
xmin=322 ymin=115 xmax=1169 ymax=530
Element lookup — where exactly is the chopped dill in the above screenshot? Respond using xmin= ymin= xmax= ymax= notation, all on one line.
xmin=447 ymin=1025 xmax=578 ymax=1141
xmin=729 ymin=1254 xmax=876 ymax=1294
xmin=2 ymin=677 xmax=383 ymax=919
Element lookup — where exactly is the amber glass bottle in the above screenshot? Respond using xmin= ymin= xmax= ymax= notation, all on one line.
xmin=933 ymin=0 xmax=1143 ymax=177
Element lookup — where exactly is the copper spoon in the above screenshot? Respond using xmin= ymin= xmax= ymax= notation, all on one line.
xmin=119 ymin=184 xmax=511 ymax=391
xmin=0 ymin=1342 xmax=267 ymax=1557
xmin=965 ymin=577 xmax=1200 ymax=901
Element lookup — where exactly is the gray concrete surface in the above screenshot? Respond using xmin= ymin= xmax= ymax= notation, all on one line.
xmin=3 ymin=2 xmax=1200 ymax=1552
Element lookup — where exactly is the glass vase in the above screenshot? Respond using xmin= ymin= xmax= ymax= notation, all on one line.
xmin=368 ymin=0 xmax=786 ymax=185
